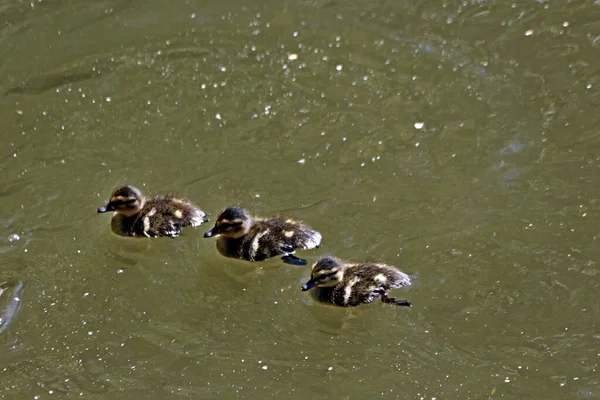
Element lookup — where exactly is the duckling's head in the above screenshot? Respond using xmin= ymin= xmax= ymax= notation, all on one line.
xmin=203 ymin=207 xmax=252 ymax=239
xmin=301 ymin=256 xmax=344 ymax=291
xmin=97 ymin=185 xmax=145 ymax=217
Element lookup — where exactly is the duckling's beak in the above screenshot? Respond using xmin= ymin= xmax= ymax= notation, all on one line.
xmin=301 ymin=279 xmax=316 ymax=291
xmin=97 ymin=203 xmax=113 ymax=213
xmin=203 ymin=227 xmax=217 ymax=238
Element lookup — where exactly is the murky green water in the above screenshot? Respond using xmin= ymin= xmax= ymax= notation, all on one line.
xmin=1 ymin=0 xmax=599 ymax=398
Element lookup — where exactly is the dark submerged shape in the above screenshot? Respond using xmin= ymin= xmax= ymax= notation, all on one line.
xmin=301 ymin=255 xmax=412 ymax=307
xmin=97 ymin=185 xmax=208 ymax=238
xmin=203 ymin=207 xmax=322 ymax=264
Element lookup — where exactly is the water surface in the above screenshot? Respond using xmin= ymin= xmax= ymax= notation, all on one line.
xmin=1 ymin=0 xmax=599 ymax=398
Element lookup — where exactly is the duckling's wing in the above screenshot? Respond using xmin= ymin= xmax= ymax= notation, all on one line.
xmin=331 ymin=282 xmax=375 ymax=307
xmin=269 ymin=219 xmax=322 ymax=251
xmin=243 ymin=219 xmax=321 ymax=260
xmin=158 ymin=221 xmax=183 ymax=237
xmin=241 ymin=228 xmax=298 ymax=261
xmin=273 ymin=230 xmax=318 ymax=254
xmin=140 ymin=217 xmax=182 ymax=238
xmin=134 ymin=201 xmax=183 ymax=237
xmin=296 ymin=227 xmax=322 ymax=249
xmin=338 ymin=267 xmax=383 ymax=306
xmin=158 ymin=196 xmax=207 ymax=227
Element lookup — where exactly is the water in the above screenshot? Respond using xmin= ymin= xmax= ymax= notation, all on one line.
xmin=1 ymin=0 xmax=599 ymax=398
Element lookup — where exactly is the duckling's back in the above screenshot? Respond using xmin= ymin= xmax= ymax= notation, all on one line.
xmin=238 ymin=217 xmax=321 ymax=261
xmin=149 ymin=195 xmax=206 ymax=226
xmin=118 ymin=195 xmax=206 ymax=237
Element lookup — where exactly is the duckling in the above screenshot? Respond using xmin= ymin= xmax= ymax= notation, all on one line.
xmin=301 ymin=255 xmax=412 ymax=307
xmin=203 ymin=207 xmax=321 ymax=265
xmin=97 ymin=185 xmax=208 ymax=237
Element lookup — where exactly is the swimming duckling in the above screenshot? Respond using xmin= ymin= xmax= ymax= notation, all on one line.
xmin=97 ymin=185 xmax=207 ymax=237
xmin=301 ymin=255 xmax=412 ymax=307
xmin=203 ymin=207 xmax=321 ymax=265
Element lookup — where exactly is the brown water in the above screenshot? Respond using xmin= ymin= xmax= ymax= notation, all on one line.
xmin=1 ymin=0 xmax=599 ymax=398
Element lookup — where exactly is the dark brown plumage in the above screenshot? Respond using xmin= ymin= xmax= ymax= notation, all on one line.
xmin=97 ymin=185 xmax=207 ymax=237
xmin=203 ymin=207 xmax=321 ymax=264
xmin=301 ymin=255 xmax=412 ymax=307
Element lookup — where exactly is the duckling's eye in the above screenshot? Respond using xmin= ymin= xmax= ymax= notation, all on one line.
xmin=112 ymin=199 xmax=137 ymax=208
xmin=224 ymin=222 xmax=243 ymax=230
xmin=325 ymin=272 xmax=338 ymax=281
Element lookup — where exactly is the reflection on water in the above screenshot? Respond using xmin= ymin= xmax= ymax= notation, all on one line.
xmin=0 ymin=0 xmax=599 ymax=398
xmin=0 ymin=280 xmax=23 ymax=333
